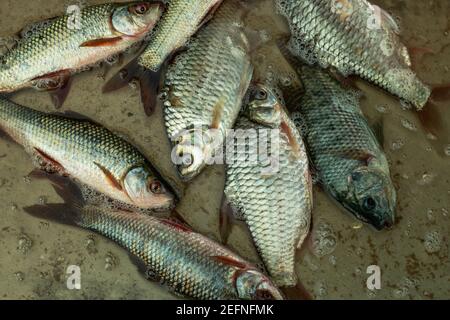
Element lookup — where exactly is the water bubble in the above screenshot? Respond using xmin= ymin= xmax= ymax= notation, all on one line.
xmin=38 ymin=196 xmax=48 ymax=205
xmin=444 ymin=145 xmax=450 ymax=157
xmin=376 ymin=105 xmax=389 ymax=114
xmin=311 ymin=223 xmax=337 ymax=258
xmin=423 ymin=231 xmax=441 ymax=254
xmin=104 ymin=252 xmax=118 ymax=271
xmin=393 ymin=286 xmax=409 ymax=298
xmin=314 ymin=281 xmax=328 ymax=298
xmin=401 ymin=118 xmax=417 ymax=131
xmin=15 ymin=272 xmax=24 ymax=281
xmin=390 ymin=139 xmax=405 ymax=151
xmin=399 ymin=99 xmax=412 ymax=110
xmin=328 ymin=255 xmax=337 ymax=266
xmin=417 ymin=173 xmax=436 ymax=186
xmin=17 ymin=234 xmax=33 ymax=254
xmin=426 ymin=209 xmax=435 ymax=222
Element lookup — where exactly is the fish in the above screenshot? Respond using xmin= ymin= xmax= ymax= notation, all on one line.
xmin=162 ymin=0 xmax=253 ymax=181
xmin=289 ymin=64 xmax=396 ymax=230
xmin=0 ymin=96 xmax=174 ymax=211
xmin=223 ymin=83 xmax=312 ymax=288
xmin=137 ymin=0 xmax=224 ymax=72
xmin=275 ymin=0 xmax=431 ymax=110
xmin=24 ymin=177 xmax=284 ymax=300
xmin=103 ymin=0 xmax=224 ymax=115
xmin=0 ymin=1 xmax=164 ymax=107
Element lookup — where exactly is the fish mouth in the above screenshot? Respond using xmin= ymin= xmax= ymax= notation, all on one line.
xmin=339 ymin=201 xmax=395 ymax=231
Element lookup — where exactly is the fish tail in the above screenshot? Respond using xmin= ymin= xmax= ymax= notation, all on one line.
xmin=103 ymin=57 xmax=161 ymax=116
xmin=23 ymin=173 xmax=87 ymax=227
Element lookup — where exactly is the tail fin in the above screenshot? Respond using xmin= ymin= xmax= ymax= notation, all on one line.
xmin=103 ymin=59 xmax=161 ymax=116
xmin=23 ymin=172 xmax=85 ymax=226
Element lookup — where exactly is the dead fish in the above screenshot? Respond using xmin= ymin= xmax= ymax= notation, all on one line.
xmin=223 ymin=83 xmax=312 ymax=289
xmin=290 ymin=64 xmax=396 ymax=230
xmin=103 ymin=0 xmax=224 ymax=115
xmin=24 ymin=178 xmax=284 ymax=300
xmin=0 ymin=1 xmax=164 ymax=108
xmin=275 ymin=0 xmax=431 ymax=109
xmin=0 ymin=96 xmax=174 ymax=211
xmin=162 ymin=0 xmax=253 ymax=181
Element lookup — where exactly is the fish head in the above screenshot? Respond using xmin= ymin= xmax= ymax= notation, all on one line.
xmin=385 ymin=68 xmax=431 ymax=109
xmin=171 ymin=127 xmax=222 ymax=181
xmin=235 ymin=269 xmax=284 ymax=300
xmin=246 ymin=84 xmax=283 ymax=128
xmin=343 ymin=167 xmax=397 ymax=230
xmin=123 ymin=166 xmax=175 ymax=210
xmin=111 ymin=1 xmax=164 ymax=36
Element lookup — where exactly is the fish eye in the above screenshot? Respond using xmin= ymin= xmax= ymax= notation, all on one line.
xmin=363 ymin=197 xmax=376 ymax=211
xmin=131 ymin=3 xmax=149 ymax=15
xmin=255 ymin=88 xmax=268 ymax=100
xmin=149 ymin=180 xmax=162 ymax=194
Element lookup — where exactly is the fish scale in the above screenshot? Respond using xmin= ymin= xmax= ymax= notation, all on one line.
xmin=138 ymin=0 xmax=223 ymax=71
xmin=0 ymin=97 xmax=173 ymax=210
xmin=276 ymin=0 xmax=430 ymax=109
xmin=289 ymin=64 xmax=396 ymax=229
xmin=225 ymin=85 xmax=312 ymax=288
xmin=0 ymin=2 xmax=162 ymax=93
xmin=162 ymin=0 xmax=253 ymax=180
xmin=76 ymin=207 xmax=282 ymax=299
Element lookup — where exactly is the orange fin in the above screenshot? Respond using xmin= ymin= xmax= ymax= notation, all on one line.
xmin=159 ymin=217 xmax=191 ymax=232
xmin=34 ymin=148 xmax=66 ymax=174
xmin=139 ymin=68 xmax=162 ymax=116
xmin=280 ymin=120 xmax=301 ymax=158
xmin=32 ymin=69 xmax=72 ymax=108
xmin=80 ymin=37 xmax=123 ymax=47
xmin=212 ymin=255 xmax=247 ymax=269
xmin=49 ymin=76 xmax=72 ymax=109
xmin=94 ymin=162 xmax=122 ymax=191
xmin=211 ymin=96 xmax=226 ymax=129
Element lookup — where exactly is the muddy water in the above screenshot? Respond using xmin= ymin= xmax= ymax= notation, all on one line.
xmin=0 ymin=0 xmax=448 ymax=300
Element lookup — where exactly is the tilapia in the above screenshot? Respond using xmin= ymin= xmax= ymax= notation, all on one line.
xmin=138 ymin=0 xmax=224 ymax=71
xmin=289 ymin=65 xmax=396 ymax=230
xmin=0 ymin=1 xmax=164 ymax=107
xmin=24 ymin=179 xmax=284 ymax=300
xmin=162 ymin=0 xmax=253 ymax=181
xmin=275 ymin=0 xmax=431 ymax=109
xmin=223 ymin=83 xmax=312 ymax=288
xmin=0 ymin=96 xmax=174 ymax=211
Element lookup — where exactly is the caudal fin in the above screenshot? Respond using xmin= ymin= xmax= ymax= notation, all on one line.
xmin=103 ymin=58 xmax=161 ymax=116
xmin=23 ymin=172 xmax=85 ymax=226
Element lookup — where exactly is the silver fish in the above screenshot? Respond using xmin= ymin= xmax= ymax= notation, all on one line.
xmin=223 ymin=83 xmax=312 ymax=287
xmin=276 ymin=0 xmax=430 ymax=109
xmin=290 ymin=64 xmax=396 ymax=230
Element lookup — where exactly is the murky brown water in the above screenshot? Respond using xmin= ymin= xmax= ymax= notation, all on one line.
xmin=0 ymin=0 xmax=448 ymax=300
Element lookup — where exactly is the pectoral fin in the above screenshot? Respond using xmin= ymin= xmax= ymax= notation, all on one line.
xmin=94 ymin=162 xmax=123 ymax=191
xmin=80 ymin=37 xmax=123 ymax=47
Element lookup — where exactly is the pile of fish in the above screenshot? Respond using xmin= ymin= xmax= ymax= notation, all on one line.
xmin=0 ymin=0 xmax=445 ymax=300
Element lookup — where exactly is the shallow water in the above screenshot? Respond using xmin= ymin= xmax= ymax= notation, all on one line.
xmin=0 ymin=0 xmax=448 ymax=299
